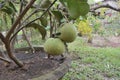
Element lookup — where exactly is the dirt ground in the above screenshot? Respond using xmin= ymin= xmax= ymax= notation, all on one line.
xmin=0 ymin=51 xmax=64 ymax=80
xmin=0 ymin=35 xmax=119 ymax=80
xmin=89 ymin=35 xmax=120 ymax=47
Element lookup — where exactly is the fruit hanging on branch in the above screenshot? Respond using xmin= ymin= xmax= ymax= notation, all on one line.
xmin=44 ymin=38 xmax=65 ymax=56
xmin=58 ymin=23 xmax=77 ymax=43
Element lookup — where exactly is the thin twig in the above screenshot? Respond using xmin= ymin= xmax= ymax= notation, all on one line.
xmin=48 ymin=11 xmax=53 ymax=37
xmin=16 ymin=0 xmax=44 ymax=28
xmin=19 ymin=8 xmax=46 ymax=27
xmin=24 ymin=0 xmax=58 ymax=26
xmin=13 ymin=8 xmax=46 ymax=33
xmin=6 ymin=0 xmax=36 ymax=40
xmin=61 ymin=11 xmax=69 ymax=23
xmin=10 ymin=0 xmax=58 ymax=41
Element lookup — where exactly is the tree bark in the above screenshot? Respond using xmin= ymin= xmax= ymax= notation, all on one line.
xmin=4 ymin=40 xmax=23 ymax=67
xmin=0 ymin=32 xmax=23 ymax=66
xmin=90 ymin=0 xmax=120 ymax=12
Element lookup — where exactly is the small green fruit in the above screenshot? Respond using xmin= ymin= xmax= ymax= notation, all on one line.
xmin=59 ymin=23 xmax=77 ymax=43
xmin=44 ymin=38 xmax=65 ymax=55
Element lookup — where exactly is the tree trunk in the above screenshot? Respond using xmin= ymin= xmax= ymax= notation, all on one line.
xmin=5 ymin=41 xmax=23 ymax=67
xmin=0 ymin=34 xmax=11 ymax=66
xmin=11 ymin=34 xmax=18 ymax=52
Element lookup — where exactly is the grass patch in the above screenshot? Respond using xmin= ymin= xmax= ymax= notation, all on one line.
xmin=62 ymin=37 xmax=120 ymax=80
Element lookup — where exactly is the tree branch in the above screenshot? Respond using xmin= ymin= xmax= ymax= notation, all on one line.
xmin=23 ymin=0 xmax=58 ymax=26
xmin=90 ymin=1 xmax=120 ymax=12
xmin=10 ymin=0 xmax=58 ymax=41
xmin=6 ymin=0 xmax=36 ymax=40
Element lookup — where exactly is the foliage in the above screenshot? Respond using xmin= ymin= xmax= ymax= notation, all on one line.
xmin=15 ymin=31 xmax=45 ymax=48
xmin=0 ymin=0 xmax=119 ymax=69
xmin=0 ymin=13 xmax=11 ymax=31
xmin=76 ymin=20 xmax=93 ymax=42
xmin=95 ymin=8 xmax=107 ymax=19
xmin=60 ymin=0 xmax=90 ymax=19
xmin=39 ymin=17 xmax=48 ymax=27
xmin=51 ymin=10 xmax=63 ymax=22
xmin=0 ymin=1 xmax=17 ymax=15
xmin=77 ymin=20 xmax=92 ymax=36
xmin=88 ymin=14 xmax=102 ymax=33
xmin=0 ymin=0 xmax=91 ymax=67
xmin=26 ymin=23 xmax=46 ymax=40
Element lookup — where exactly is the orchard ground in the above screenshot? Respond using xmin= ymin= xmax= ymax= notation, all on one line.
xmin=62 ymin=35 xmax=120 ymax=80
xmin=0 ymin=34 xmax=120 ymax=80
xmin=89 ymin=34 xmax=120 ymax=47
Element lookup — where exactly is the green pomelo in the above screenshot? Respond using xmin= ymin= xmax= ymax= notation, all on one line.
xmin=44 ymin=38 xmax=65 ymax=55
xmin=59 ymin=23 xmax=77 ymax=43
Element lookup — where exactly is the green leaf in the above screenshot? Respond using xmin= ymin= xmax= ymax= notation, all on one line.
xmin=0 ymin=1 xmax=17 ymax=15
xmin=1 ymin=6 xmax=14 ymax=15
xmin=66 ymin=0 xmax=90 ymax=19
xmin=26 ymin=23 xmax=47 ymax=39
xmin=8 ymin=1 xmax=17 ymax=12
xmin=39 ymin=17 xmax=48 ymax=27
xmin=51 ymin=10 xmax=63 ymax=22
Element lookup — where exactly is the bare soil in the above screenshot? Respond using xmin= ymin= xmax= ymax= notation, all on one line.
xmin=0 ymin=51 xmax=64 ymax=80
xmin=89 ymin=35 xmax=120 ymax=47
